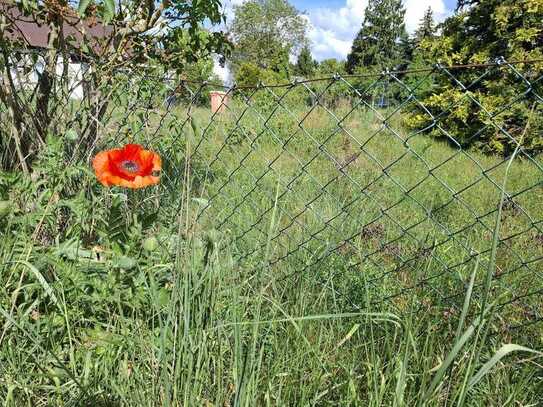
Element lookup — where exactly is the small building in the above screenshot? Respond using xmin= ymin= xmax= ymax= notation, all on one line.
xmin=210 ymin=90 xmax=229 ymax=114
xmin=0 ymin=0 xmax=112 ymax=99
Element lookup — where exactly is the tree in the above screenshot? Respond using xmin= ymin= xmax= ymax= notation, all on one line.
xmin=346 ymin=0 xmax=408 ymax=73
xmin=0 ymin=0 xmax=230 ymax=171
xmin=229 ymin=0 xmax=308 ymax=76
xmin=405 ymin=0 xmax=543 ymax=154
xmin=295 ymin=46 xmax=317 ymax=77
xmin=414 ymin=7 xmax=437 ymax=44
xmin=317 ymin=59 xmax=346 ymax=75
xmin=456 ymin=0 xmax=481 ymax=10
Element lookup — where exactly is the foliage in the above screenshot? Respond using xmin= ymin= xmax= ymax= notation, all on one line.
xmin=1 ymin=2 xmax=543 ymax=403
xmin=232 ymin=62 xmax=287 ymax=110
xmin=346 ymin=0 xmax=409 ymax=73
xmin=156 ymin=26 xmax=230 ymax=73
xmin=229 ymin=0 xmax=308 ymax=76
xmin=170 ymin=57 xmax=222 ymax=106
xmin=0 ymin=0 xmax=229 ymax=172
xmin=413 ymin=6 xmax=437 ymax=44
xmin=405 ymin=0 xmax=543 ymax=154
xmin=295 ymin=45 xmax=317 ymax=78
xmin=1 ymin=97 xmax=542 ymax=404
xmin=317 ymin=58 xmax=346 ymax=75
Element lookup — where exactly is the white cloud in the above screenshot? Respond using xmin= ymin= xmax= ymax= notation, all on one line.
xmin=404 ymin=0 xmax=449 ymax=33
xmin=213 ymin=0 xmax=453 ymax=80
xmin=219 ymin=0 xmax=367 ymax=61
xmin=309 ymin=28 xmax=353 ymax=61
xmin=307 ymin=0 xmax=451 ymax=61
xmin=221 ymin=0 xmax=247 ymax=22
xmin=307 ymin=0 xmax=368 ymax=61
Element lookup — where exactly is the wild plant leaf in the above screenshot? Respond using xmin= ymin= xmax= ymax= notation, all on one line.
xmin=336 ymin=323 xmax=360 ymax=348
xmin=422 ymin=316 xmax=482 ymax=401
xmin=0 ymin=200 xmax=12 ymax=218
xmin=104 ymin=194 xmax=128 ymax=246
xmin=142 ymin=236 xmax=159 ymax=252
xmin=55 ymin=239 xmax=99 ymax=261
xmin=189 ymin=116 xmax=200 ymax=142
xmin=78 ymin=0 xmax=91 ymax=16
xmin=191 ymin=197 xmax=209 ymax=207
xmin=113 ymin=255 xmax=137 ymax=270
xmin=139 ymin=210 xmax=158 ymax=230
xmin=65 ymin=129 xmax=79 ymax=141
xmin=103 ymin=0 xmax=115 ymax=21
xmin=468 ymin=344 xmax=543 ymax=389
xmin=14 ymin=260 xmax=60 ymax=309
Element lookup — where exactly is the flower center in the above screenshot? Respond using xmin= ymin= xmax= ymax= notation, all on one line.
xmin=120 ymin=160 xmax=139 ymax=173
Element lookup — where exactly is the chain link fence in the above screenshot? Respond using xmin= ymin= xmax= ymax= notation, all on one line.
xmin=2 ymin=55 xmax=543 ymax=343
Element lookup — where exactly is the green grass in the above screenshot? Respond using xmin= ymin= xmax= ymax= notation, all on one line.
xmin=1 ymin=98 xmax=542 ymax=405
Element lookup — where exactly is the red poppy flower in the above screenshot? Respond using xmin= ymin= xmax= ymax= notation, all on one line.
xmin=92 ymin=144 xmax=161 ymax=189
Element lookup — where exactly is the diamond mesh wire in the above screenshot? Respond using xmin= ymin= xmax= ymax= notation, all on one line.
xmin=2 ymin=55 xmax=542 ymax=340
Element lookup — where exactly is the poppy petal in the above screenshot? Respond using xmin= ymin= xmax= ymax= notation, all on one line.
xmin=123 ymin=144 xmax=143 ymax=159
xmin=92 ymin=144 xmax=161 ymax=189
xmin=152 ymin=153 xmax=161 ymax=171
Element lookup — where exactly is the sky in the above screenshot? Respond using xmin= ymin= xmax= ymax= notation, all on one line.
xmin=214 ymin=0 xmax=456 ymax=81
xmin=221 ymin=0 xmax=456 ymax=60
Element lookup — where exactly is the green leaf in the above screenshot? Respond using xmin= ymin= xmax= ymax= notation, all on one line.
xmin=191 ymin=197 xmax=209 ymax=207
xmin=15 ymin=260 xmax=60 ymax=309
xmin=113 ymin=255 xmax=137 ymax=270
xmin=468 ymin=344 xmax=543 ymax=389
xmin=103 ymin=0 xmax=115 ymax=21
xmin=189 ymin=116 xmax=201 ymax=141
xmin=142 ymin=236 xmax=159 ymax=252
xmin=78 ymin=0 xmax=92 ymax=16
xmin=80 ymin=40 xmax=90 ymax=54
xmin=423 ymin=316 xmax=482 ymax=401
xmin=55 ymin=239 xmax=98 ymax=261
xmin=0 ymin=200 xmax=12 ymax=218
xmin=105 ymin=194 xmax=128 ymax=245
xmin=65 ymin=129 xmax=79 ymax=141
xmin=336 ymin=323 xmax=360 ymax=348
xmin=455 ymin=259 xmax=478 ymax=342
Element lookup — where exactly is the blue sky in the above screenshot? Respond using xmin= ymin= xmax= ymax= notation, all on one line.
xmin=222 ymin=0 xmax=456 ymax=61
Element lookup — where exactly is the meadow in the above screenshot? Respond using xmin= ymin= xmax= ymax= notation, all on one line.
xmin=1 ymin=85 xmax=542 ymax=405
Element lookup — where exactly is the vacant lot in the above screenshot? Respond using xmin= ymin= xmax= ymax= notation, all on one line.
xmin=1 ymin=94 xmax=542 ymax=405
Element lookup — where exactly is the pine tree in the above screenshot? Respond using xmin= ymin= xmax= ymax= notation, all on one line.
xmin=295 ymin=46 xmax=316 ymax=77
xmin=414 ymin=7 xmax=436 ymax=44
xmin=346 ymin=0 xmax=408 ymax=73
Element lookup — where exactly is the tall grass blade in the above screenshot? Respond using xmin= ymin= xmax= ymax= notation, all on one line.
xmin=394 ymin=344 xmax=409 ymax=407
xmin=467 ymin=344 xmax=542 ymax=389
xmin=14 ymin=260 xmax=60 ymax=309
xmin=422 ymin=316 xmax=483 ymax=401
xmin=454 ymin=259 xmax=478 ymax=343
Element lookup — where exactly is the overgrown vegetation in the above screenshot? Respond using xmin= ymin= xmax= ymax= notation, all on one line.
xmin=1 ymin=87 xmax=542 ymax=403
xmin=0 ymin=0 xmax=229 ymax=172
xmin=229 ymin=0 xmax=543 ymax=154
xmin=404 ymin=0 xmax=543 ymax=155
xmin=1 ymin=0 xmax=542 ymax=405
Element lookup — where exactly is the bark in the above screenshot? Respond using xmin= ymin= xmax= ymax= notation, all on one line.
xmin=0 ymin=53 xmax=30 ymax=172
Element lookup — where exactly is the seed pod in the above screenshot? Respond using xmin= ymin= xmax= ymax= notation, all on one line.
xmin=0 ymin=200 xmax=12 ymax=219
xmin=142 ymin=236 xmax=159 ymax=252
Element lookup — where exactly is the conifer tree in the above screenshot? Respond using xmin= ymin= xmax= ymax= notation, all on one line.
xmin=295 ymin=46 xmax=316 ymax=77
xmin=414 ymin=6 xmax=436 ymax=44
xmin=346 ymin=0 xmax=408 ymax=73
xmin=406 ymin=0 xmax=543 ymax=155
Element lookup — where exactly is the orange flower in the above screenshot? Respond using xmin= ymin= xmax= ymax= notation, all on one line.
xmin=92 ymin=144 xmax=161 ymax=189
